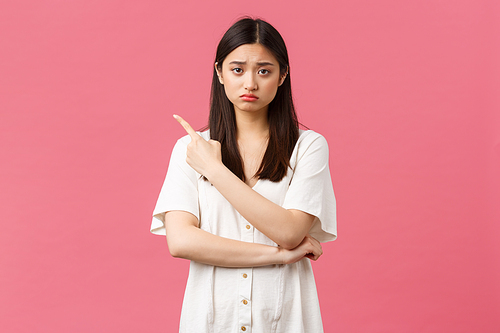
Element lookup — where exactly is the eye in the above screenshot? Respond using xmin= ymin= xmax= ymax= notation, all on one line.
xmin=231 ymin=67 xmax=243 ymax=74
xmin=258 ymin=69 xmax=270 ymax=75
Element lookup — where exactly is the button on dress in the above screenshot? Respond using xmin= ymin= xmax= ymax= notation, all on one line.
xmin=151 ymin=129 xmax=337 ymax=333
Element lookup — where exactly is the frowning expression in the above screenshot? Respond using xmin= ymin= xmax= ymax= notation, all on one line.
xmin=217 ymin=43 xmax=286 ymax=115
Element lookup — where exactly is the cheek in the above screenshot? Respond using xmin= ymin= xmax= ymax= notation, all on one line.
xmin=222 ymin=79 xmax=234 ymax=96
xmin=223 ymin=78 xmax=239 ymax=93
xmin=224 ymin=86 xmax=237 ymax=100
xmin=263 ymin=82 xmax=279 ymax=99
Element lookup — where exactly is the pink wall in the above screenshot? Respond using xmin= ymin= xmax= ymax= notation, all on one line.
xmin=1 ymin=1 xmax=499 ymax=332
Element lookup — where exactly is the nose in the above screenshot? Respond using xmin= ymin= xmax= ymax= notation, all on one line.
xmin=244 ymin=73 xmax=257 ymax=91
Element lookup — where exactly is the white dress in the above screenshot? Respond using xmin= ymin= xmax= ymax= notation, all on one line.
xmin=151 ymin=129 xmax=337 ymax=333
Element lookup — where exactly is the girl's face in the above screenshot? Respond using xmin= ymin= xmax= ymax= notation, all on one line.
xmin=217 ymin=43 xmax=286 ymax=116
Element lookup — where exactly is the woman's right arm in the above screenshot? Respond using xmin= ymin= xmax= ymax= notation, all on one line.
xmin=165 ymin=210 xmax=323 ymax=267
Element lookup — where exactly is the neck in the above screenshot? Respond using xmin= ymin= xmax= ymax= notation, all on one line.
xmin=234 ymin=107 xmax=269 ymax=141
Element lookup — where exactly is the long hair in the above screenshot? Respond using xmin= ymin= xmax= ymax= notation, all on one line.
xmin=209 ymin=17 xmax=299 ymax=182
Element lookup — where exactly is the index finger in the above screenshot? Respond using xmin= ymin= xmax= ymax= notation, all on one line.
xmin=173 ymin=114 xmax=198 ymax=139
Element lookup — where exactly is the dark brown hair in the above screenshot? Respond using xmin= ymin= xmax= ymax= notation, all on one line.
xmin=209 ymin=17 xmax=299 ymax=182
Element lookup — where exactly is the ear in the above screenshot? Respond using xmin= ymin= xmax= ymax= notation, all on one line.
xmin=215 ymin=62 xmax=224 ymax=84
xmin=278 ymin=66 xmax=289 ymax=86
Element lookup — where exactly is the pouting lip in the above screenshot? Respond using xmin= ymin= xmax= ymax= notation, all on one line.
xmin=240 ymin=94 xmax=258 ymax=99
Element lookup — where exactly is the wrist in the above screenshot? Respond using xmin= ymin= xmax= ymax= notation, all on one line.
xmin=276 ymin=247 xmax=286 ymax=265
xmin=205 ymin=162 xmax=228 ymax=184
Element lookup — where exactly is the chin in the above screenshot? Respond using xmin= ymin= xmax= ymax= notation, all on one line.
xmin=234 ymin=104 xmax=256 ymax=112
xmin=235 ymin=102 xmax=269 ymax=113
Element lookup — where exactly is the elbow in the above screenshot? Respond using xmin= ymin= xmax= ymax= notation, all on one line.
xmin=279 ymin=241 xmax=301 ymax=251
xmin=276 ymin=210 xmax=315 ymax=250
xmin=166 ymin=238 xmax=189 ymax=259
xmin=168 ymin=244 xmax=183 ymax=258
xmin=164 ymin=211 xmax=199 ymax=259
xmin=277 ymin=235 xmax=304 ymax=250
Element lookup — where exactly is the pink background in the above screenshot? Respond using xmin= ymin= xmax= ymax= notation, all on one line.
xmin=1 ymin=1 xmax=499 ymax=332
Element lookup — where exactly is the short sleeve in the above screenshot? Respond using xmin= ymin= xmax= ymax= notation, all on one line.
xmin=282 ymin=131 xmax=337 ymax=242
xmin=150 ymin=135 xmax=199 ymax=235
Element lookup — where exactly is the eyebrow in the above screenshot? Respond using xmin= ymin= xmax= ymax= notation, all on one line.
xmin=228 ymin=61 xmax=276 ymax=66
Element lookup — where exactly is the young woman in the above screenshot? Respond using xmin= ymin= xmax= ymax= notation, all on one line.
xmin=151 ymin=17 xmax=337 ymax=333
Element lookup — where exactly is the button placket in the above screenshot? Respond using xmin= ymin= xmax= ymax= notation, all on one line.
xmin=241 ymin=221 xmax=253 ymax=243
xmin=238 ymin=215 xmax=253 ymax=332
xmin=238 ymin=268 xmax=253 ymax=332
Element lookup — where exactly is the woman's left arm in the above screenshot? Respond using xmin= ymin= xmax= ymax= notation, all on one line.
xmin=174 ymin=115 xmax=316 ymax=250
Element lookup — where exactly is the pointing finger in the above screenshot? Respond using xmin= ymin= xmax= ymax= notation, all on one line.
xmin=173 ymin=114 xmax=198 ymax=139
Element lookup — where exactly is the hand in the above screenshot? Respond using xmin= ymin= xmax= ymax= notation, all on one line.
xmin=279 ymin=234 xmax=323 ymax=265
xmin=173 ymin=114 xmax=223 ymax=178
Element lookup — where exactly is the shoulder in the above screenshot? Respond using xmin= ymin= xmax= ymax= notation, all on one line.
xmin=298 ymin=129 xmax=327 ymax=143
xmin=288 ymin=129 xmax=330 ymax=168
xmin=296 ymin=129 xmax=329 ymax=154
xmin=170 ymin=130 xmax=210 ymax=163
xmin=175 ymin=129 xmax=210 ymax=147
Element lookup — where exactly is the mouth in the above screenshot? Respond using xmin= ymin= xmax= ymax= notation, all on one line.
xmin=240 ymin=94 xmax=259 ymax=101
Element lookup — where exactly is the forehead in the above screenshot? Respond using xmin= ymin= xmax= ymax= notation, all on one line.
xmin=224 ymin=43 xmax=278 ymax=65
